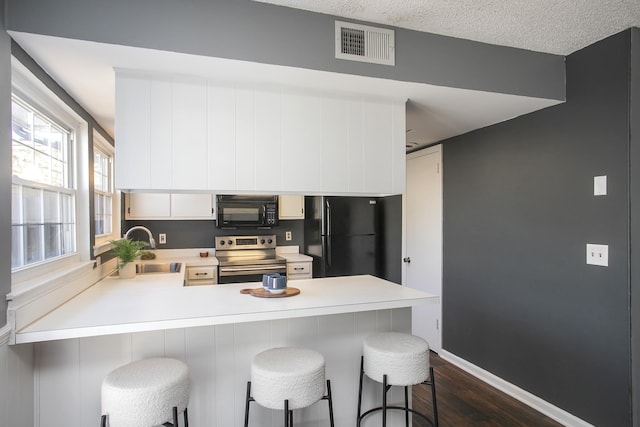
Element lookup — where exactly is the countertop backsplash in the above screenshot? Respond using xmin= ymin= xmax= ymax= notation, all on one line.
xmin=121 ymin=219 xmax=305 ymax=250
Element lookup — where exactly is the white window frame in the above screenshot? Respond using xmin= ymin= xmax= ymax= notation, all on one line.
xmin=10 ymin=57 xmax=91 ymax=293
xmin=93 ymin=131 xmax=120 ymax=253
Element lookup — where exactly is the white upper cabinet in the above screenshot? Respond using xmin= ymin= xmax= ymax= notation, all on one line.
xmin=149 ymin=77 xmax=172 ymax=190
xmin=125 ymin=193 xmax=215 ymax=220
xmin=255 ymin=90 xmax=282 ymax=191
xmin=282 ymin=92 xmax=322 ymax=193
xmin=115 ymin=73 xmax=151 ymax=190
xmin=170 ymin=194 xmax=215 ymax=218
xmin=172 ymin=77 xmax=208 ymax=191
xmin=321 ymin=97 xmax=349 ymax=193
xmin=279 ymin=195 xmax=305 ymax=220
xmin=207 ymin=84 xmax=237 ymax=190
xmin=125 ymin=193 xmax=171 ymax=219
xmin=115 ymin=71 xmax=406 ymax=195
xmin=235 ymin=88 xmax=256 ymax=191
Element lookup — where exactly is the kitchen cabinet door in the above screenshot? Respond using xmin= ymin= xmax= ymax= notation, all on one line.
xmin=171 ymin=194 xmax=215 ymax=218
xmin=278 ymin=195 xmax=304 ymax=219
xmin=282 ymin=92 xmax=322 ymax=192
xmin=235 ymin=88 xmax=256 ymax=191
xmin=208 ymin=84 xmax=236 ymax=190
xmin=390 ymin=101 xmax=406 ymax=194
xmin=321 ymin=97 xmax=349 ymax=193
xmin=172 ymin=77 xmax=208 ymax=190
xmin=255 ymin=90 xmax=282 ymax=191
xmin=149 ymin=77 xmax=173 ymax=190
xmin=363 ymin=100 xmax=394 ymax=194
xmin=115 ymin=73 xmax=151 ymax=190
xmin=125 ymin=193 xmax=171 ymax=219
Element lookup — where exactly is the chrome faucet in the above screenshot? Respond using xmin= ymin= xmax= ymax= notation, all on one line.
xmin=123 ymin=226 xmax=157 ymax=249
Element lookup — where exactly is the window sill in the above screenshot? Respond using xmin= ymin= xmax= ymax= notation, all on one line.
xmin=8 ymin=257 xmax=117 ymax=338
xmin=93 ymin=239 xmax=114 ymax=257
xmin=8 ymin=260 xmax=96 ymax=305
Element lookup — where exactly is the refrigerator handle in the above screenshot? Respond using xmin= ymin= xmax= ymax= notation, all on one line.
xmin=326 ymin=199 xmax=331 ymax=236
xmin=325 ymin=236 xmax=331 ymax=268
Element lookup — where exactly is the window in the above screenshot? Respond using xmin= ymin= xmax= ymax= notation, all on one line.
xmin=94 ymin=140 xmax=113 ymax=237
xmin=11 ymin=95 xmax=77 ymax=269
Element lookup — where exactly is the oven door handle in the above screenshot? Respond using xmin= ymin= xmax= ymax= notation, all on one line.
xmin=219 ymin=265 xmax=286 ymax=275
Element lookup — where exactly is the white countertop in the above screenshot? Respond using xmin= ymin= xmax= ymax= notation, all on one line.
xmin=277 ymin=252 xmax=312 ymax=262
xmin=15 ymin=274 xmax=436 ymax=344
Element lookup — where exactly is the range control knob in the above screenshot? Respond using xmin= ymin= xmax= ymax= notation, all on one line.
xmin=260 ymin=239 xmax=266 ymax=244
xmin=268 ymin=239 xmax=273 ymax=244
xmin=219 ymin=240 xmax=225 ymax=246
xmin=227 ymin=240 xmax=233 ymax=245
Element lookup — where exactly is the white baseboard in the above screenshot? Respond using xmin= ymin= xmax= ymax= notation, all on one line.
xmin=439 ymin=350 xmax=594 ymax=427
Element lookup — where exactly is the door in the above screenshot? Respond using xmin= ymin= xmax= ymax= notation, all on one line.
xmin=405 ymin=146 xmax=442 ymax=352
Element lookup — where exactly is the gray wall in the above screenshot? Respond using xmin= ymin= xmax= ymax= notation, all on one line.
xmin=6 ymin=0 xmax=564 ymax=100
xmin=442 ymin=30 xmax=633 ymax=426
xmin=630 ymin=28 xmax=640 ymax=427
xmin=0 ymin=0 xmax=11 ymax=326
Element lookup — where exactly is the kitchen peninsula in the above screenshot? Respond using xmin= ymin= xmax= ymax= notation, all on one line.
xmin=15 ymin=273 xmax=436 ymax=426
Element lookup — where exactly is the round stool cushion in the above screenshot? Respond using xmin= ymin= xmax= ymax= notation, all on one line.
xmin=363 ymin=332 xmax=430 ymax=386
xmin=251 ymin=347 xmax=326 ymax=410
xmin=101 ymin=357 xmax=189 ymax=427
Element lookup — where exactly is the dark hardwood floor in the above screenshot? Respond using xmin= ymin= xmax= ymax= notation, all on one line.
xmin=412 ymin=352 xmax=563 ymax=427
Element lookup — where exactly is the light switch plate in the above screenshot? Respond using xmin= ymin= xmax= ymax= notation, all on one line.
xmin=586 ymin=243 xmax=608 ymax=266
xmin=594 ymin=175 xmax=607 ymax=196
xmin=159 ymin=233 xmax=167 ymax=244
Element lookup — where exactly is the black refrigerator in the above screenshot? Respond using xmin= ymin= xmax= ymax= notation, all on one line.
xmin=303 ymin=196 xmax=381 ymax=278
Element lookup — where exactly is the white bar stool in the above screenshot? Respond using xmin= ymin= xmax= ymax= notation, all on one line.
xmin=357 ymin=332 xmax=438 ymax=427
xmin=100 ymin=357 xmax=190 ymax=427
xmin=244 ymin=347 xmax=335 ymax=427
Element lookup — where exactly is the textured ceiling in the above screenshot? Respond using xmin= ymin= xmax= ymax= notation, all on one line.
xmin=254 ymin=0 xmax=640 ymax=55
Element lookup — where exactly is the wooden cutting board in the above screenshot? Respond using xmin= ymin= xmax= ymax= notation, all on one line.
xmin=240 ymin=287 xmax=300 ymax=298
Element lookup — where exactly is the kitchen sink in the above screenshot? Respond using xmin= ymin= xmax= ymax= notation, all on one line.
xmin=135 ymin=262 xmax=182 ymax=274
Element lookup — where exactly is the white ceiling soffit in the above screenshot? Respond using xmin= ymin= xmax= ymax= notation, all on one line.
xmin=10 ymin=31 xmax=560 ymax=149
xmin=254 ymin=0 xmax=640 ymax=55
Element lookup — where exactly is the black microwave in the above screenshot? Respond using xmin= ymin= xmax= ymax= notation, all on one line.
xmin=216 ymin=195 xmax=279 ymax=228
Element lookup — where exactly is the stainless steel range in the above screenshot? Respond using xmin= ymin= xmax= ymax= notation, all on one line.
xmin=215 ymin=235 xmax=286 ymax=284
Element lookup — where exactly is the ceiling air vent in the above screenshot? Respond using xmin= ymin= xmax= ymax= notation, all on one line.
xmin=335 ymin=21 xmax=395 ymax=66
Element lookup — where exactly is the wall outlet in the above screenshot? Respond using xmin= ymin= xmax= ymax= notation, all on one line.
xmin=159 ymin=233 xmax=167 ymax=244
xmin=285 ymin=231 xmax=292 ymax=241
xmin=586 ymin=243 xmax=608 ymax=266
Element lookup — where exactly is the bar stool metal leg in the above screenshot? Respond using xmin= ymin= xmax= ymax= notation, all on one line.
xmin=404 ymin=386 xmax=409 ymax=427
xmin=382 ymin=374 xmax=388 ymax=427
xmin=326 ymin=379 xmax=335 ymax=427
xmin=100 ymin=415 xmax=106 ymax=427
xmin=244 ymin=381 xmax=253 ymax=427
xmin=429 ymin=367 xmax=439 ymax=427
xmin=184 ymin=407 xmax=189 ymax=427
xmin=284 ymin=399 xmax=290 ymax=427
xmin=357 ymin=356 xmax=364 ymax=426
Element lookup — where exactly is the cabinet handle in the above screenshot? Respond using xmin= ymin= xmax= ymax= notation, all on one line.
xmin=294 ymin=267 xmax=304 ymax=270
xmin=195 ymin=272 xmax=208 ymax=276
xmin=403 ymin=257 xmax=411 ymax=263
